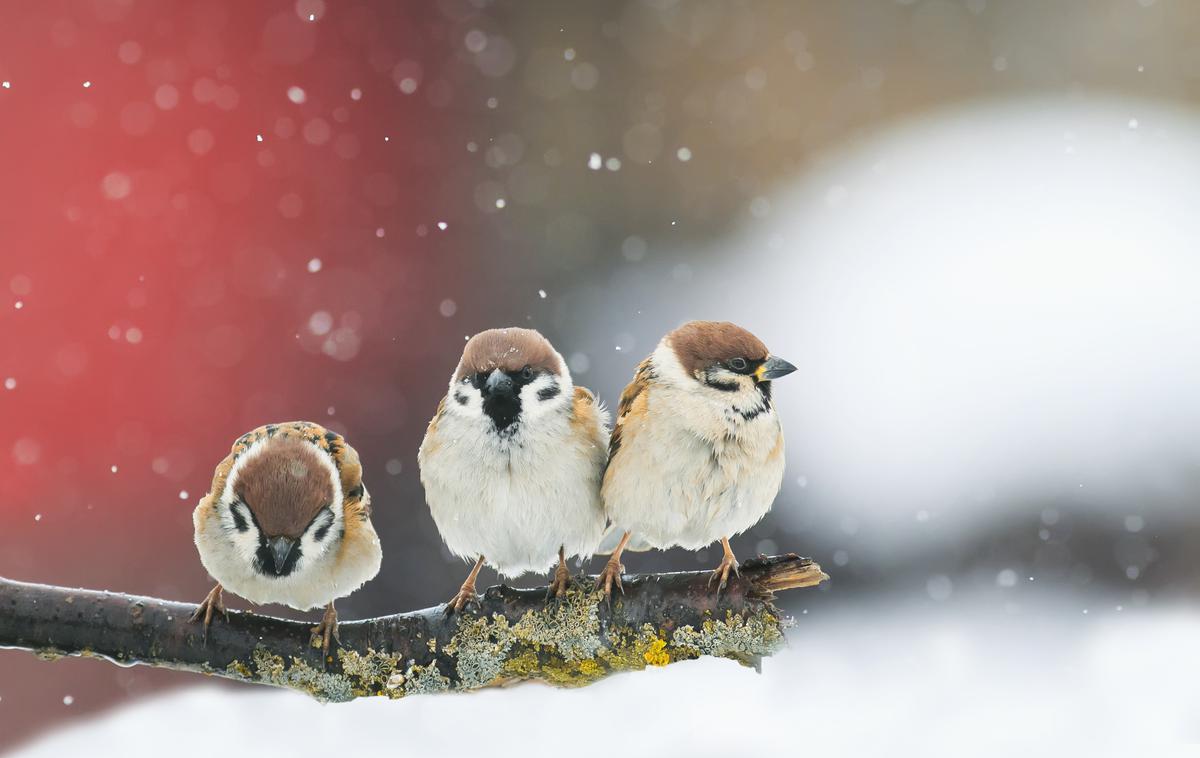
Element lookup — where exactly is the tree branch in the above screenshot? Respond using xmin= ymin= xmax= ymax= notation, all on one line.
xmin=0 ymin=554 xmax=827 ymax=701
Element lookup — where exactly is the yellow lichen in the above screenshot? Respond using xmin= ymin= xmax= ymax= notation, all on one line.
xmin=337 ymin=647 xmax=401 ymax=695
xmin=225 ymin=659 xmax=254 ymax=680
xmin=501 ymin=650 xmax=541 ymax=679
xmin=643 ymin=637 xmax=670 ymax=667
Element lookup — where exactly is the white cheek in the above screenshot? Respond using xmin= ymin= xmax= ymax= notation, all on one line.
xmin=219 ymin=508 xmax=262 ymax=565
xmin=519 ymin=375 xmax=568 ymax=423
xmin=299 ymin=510 xmax=343 ymax=562
xmin=446 ymin=380 xmax=485 ymax=420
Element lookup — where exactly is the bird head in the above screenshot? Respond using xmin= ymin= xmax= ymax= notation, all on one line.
xmin=446 ymin=327 xmax=573 ymax=434
xmin=216 ymin=434 xmax=345 ymax=578
xmin=657 ymin=320 xmax=796 ymax=400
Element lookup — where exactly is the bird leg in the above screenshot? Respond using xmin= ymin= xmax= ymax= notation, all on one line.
xmin=546 ymin=546 xmax=572 ymax=599
xmin=188 ymin=583 xmax=227 ymax=641
xmin=708 ymin=536 xmax=741 ymax=593
xmin=596 ymin=531 xmax=631 ymax=598
xmin=310 ymin=601 xmax=340 ymax=658
xmin=446 ymin=555 xmax=485 ymax=613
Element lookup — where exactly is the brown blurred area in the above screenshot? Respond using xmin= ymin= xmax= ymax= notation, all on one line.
xmin=474 ymin=0 xmax=1200 ymax=272
xmin=4 ymin=0 xmax=1200 ymax=751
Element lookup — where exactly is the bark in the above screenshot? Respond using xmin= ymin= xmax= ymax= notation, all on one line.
xmin=0 ymin=554 xmax=827 ymax=701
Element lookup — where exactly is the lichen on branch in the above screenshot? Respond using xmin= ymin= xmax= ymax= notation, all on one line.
xmin=0 ymin=554 xmax=828 ymax=701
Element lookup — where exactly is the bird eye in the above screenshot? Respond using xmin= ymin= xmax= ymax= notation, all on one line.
xmin=729 ymin=357 xmax=748 ymax=372
xmin=521 ymin=365 xmax=533 ymax=380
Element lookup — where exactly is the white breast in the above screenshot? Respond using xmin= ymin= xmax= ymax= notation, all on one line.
xmin=419 ymin=402 xmax=608 ymax=578
xmin=603 ymin=377 xmax=785 ymax=552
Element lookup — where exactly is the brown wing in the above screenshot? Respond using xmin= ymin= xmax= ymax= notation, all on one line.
xmin=418 ymin=396 xmax=448 ymax=459
xmin=570 ymin=385 xmax=609 ymax=448
xmin=606 ymin=357 xmax=653 ymax=468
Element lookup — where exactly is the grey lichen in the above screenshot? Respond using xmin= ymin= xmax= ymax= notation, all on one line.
xmin=445 ymin=613 xmax=516 ymax=689
xmin=403 ymin=660 xmax=451 ymax=695
xmin=671 ymin=610 xmax=785 ymax=665
xmin=512 ymin=588 xmax=602 ymax=662
xmin=246 ymin=646 xmax=355 ymax=702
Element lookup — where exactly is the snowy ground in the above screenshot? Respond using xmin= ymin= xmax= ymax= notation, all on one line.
xmin=9 ymin=595 xmax=1199 ymax=756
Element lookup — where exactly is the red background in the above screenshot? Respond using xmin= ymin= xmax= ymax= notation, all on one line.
xmin=0 ymin=0 xmax=508 ymax=745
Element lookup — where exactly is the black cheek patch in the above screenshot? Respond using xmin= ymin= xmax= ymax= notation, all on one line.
xmin=705 ymin=378 xmax=739 ymax=392
xmin=537 ymin=384 xmax=561 ymax=401
xmin=454 ymin=391 xmax=470 ymax=406
xmin=229 ymin=503 xmax=249 ymax=533
xmin=313 ymin=513 xmax=334 ymax=542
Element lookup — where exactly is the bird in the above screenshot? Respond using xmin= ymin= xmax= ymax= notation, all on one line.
xmin=596 ymin=320 xmax=797 ymax=596
xmin=191 ymin=421 xmax=382 ymax=654
xmin=418 ymin=327 xmax=609 ymax=611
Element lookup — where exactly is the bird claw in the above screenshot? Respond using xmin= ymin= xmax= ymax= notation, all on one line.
xmin=189 ymin=584 xmax=227 ymax=642
xmin=708 ymin=556 xmax=740 ymax=595
xmin=310 ymin=604 xmax=340 ymax=660
xmin=546 ymin=562 xmax=572 ymax=601
xmin=595 ymin=558 xmax=625 ymax=600
xmin=444 ymin=586 xmax=480 ymax=615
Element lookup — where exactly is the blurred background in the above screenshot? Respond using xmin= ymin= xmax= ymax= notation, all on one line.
xmin=3 ymin=0 xmax=1200 ymax=751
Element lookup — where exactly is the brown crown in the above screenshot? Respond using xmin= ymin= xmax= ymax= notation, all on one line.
xmin=454 ymin=327 xmax=562 ymax=380
xmin=233 ymin=436 xmax=334 ymax=539
xmin=666 ymin=320 xmax=769 ymax=375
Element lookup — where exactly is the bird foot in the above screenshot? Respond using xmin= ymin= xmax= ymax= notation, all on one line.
xmin=546 ymin=561 xmax=572 ymax=600
xmin=595 ymin=557 xmax=625 ymax=599
xmin=708 ymin=554 xmax=741 ymax=594
xmin=444 ymin=584 xmax=480 ymax=615
xmin=310 ymin=603 xmax=340 ymax=658
xmin=188 ymin=584 xmax=227 ymax=641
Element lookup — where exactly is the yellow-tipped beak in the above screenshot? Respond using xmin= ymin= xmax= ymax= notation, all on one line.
xmin=755 ymin=355 xmax=797 ymax=381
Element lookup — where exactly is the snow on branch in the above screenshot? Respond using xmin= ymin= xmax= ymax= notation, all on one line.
xmin=0 ymin=554 xmax=827 ymax=701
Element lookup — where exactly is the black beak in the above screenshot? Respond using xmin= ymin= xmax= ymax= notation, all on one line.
xmin=268 ymin=536 xmax=296 ymax=574
xmin=485 ymin=369 xmax=515 ymax=397
xmin=756 ymin=355 xmax=797 ymax=382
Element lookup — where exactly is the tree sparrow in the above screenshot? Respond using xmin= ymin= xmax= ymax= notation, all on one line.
xmin=418 ymin=328 xmax=609 ymax=611
xmin=191 ymin=421 xmax=382 ymax=654
xmin=597 ymin=321 xmax=797 ymax=595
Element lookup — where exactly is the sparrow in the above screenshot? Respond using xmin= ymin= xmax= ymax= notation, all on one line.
xmin=191 ymin=421 xmax=382 ymax=654
xmin=418 ymin=327 xmax=609 ymax=611
xmin=597 ymin=321 xmax=797 ymax=595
